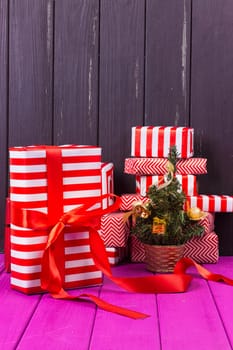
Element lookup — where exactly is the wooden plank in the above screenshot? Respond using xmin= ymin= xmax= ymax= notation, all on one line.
xmin=90 ymin=264 xmax=160 ymax=350
xmin=99 ymin=0 xmax=145 ymax=195
xmin=0 ymin=0 xmax=8 ymax=250
xmin=0 ymin=271 xmax=42 ymax=349
xmin=191 ymin=0 xmax=233 ymax=254
xmin=157 ymin=269 xmax=231 ymax=350
xmin=9 ymin=0 xmax=53 ymax=146
xmin=145 ymin=0 xmax=191 ymax=125
xmin=207 ymin=257 xmax=233 ymax=347
xmin=54 ymin=0 xmax=99 ymax=145
xmin=17 ymin=287 xmax=100 ymax=349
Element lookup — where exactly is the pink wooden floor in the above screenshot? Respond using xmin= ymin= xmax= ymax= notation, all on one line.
xmin=1 ymin=254 xmax=233 ymax=350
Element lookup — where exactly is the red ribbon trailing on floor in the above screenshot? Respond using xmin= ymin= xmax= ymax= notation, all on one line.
xmin=11 ymin=197 xmax=233 ymax=319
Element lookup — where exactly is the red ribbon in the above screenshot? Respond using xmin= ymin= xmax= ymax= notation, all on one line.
xmin=11 ymin=198 xmax=233 ymax=319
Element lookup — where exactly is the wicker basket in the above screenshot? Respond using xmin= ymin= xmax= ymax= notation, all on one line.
xmin=143 ymin=243 xmax=184 ymax=273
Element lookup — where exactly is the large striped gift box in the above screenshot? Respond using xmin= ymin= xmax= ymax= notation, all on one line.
xmin=131 ymin=126 xmax=194 ymax=158
xmin=100 ymin=211 xmax=130 ymax=247
xmin=9 ymin=145 xmax=103 ymax=294
xmin=124 ymin=157 xmax=207 ymax=175
xmin=186 ymin=195 xmax=233 ymax=212
xmin=184 ymin=232 xmax=219 ymax=263
xmin=136 ymin=174 xmax=197 ymax=197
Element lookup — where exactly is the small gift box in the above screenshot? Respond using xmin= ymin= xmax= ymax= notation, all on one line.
xmin=9 ymin=145 xmax=104 ymax=294
xmin=136 ymin=174 xmax=197 ymax=197
xmin=131 ymin=126 xmax=194 ymax=158
xmin=106 ymin=247 xmax=128 ymax=266
xmin=101 ymin=162 xmax=114 ymax=209
xmin=186 ymin=195 xmax=233 ymax=212
xmin=124 ymin=157 xmax=207 ymax=175
xmin=120 ymin=194 xmax=148 ymax=211
xmin=100 ymin=211 xmax=130 ymax=247
xmin=184 ymin=232 xmax=219 ymax=263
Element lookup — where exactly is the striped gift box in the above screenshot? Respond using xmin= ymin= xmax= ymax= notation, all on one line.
xmin=131 ymin=126 xmax=194 ymax=158
xmin=135 ymin=174 xmax=197 ymax=197
xmin=184 ymin=232 xmax=219 ymax=263
xmin=106 ymin=247 xmax=128 ymax=266
xmin=100 ymin=211 xmax=130 ymax=247
xmin=101 ymin=162 xmax=114 ymax=209
xmin=186 ymin=195 xmax=233 ymax=212
xmin=124 ymin=157 xmax=207 ymax=175
xmin=9 ymin=145 xmax=103 ymax=294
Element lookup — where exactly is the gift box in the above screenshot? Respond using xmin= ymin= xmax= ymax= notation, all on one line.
xmin=135 ymin=174 xmax=197 ymax=197
xmin=106 ymin=247 xmax=128 ymax=266
xmin=101 ymin=162 xmax=114 ymax=209
xmin=199 ymin=212 xmax=215 ymax=234
xmin=131 ymin=126 xmax=194 ymax=158
xmin=186 ymin=195 xmax=233 ymax=212
xmin=184 ymin=232 xmax=219 ymax=263
xmin=120 ymin=194 xmax=148 ymax=211
xmin=100 ymin=211 xmax=130 ymax=247
xmin=129 ymin=235 xmax=145 ymax=263
xmin=9 ymin=145 xmax=104 ymax=294
xmin=124 ymin=157 xmax=207 ymax=175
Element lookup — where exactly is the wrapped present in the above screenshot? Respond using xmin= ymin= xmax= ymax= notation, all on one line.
xmin=184 ymin=232 xmax=219 ymax=263
xmin=100 ymin=211 xmax=130 ymax=247
xmin=186 ymin=195 xmax=233 ymax=212
xmin=199 ymin=212 xmax=215 ymax=234
xmin=136 ymin=174 xmax=197 ymax=197
xmin=124 ymin=157 xmax=207 ymax=175
xmin=120 ymin=194 xmax=148 ymax=211
xmin=130 ymin=235 xmax=145 ymax=262
xmin=131 ymin=126 xmax=194 ymax=158
xmin=9 ymin=145 xmax=104 ymax=294
xmin=101 ymin=162 xmax=114 ymax=209
xmin=106 ymin=247 xmax=128 ymax=266
xmin=4 ymin=198 xmax=11 ymax=272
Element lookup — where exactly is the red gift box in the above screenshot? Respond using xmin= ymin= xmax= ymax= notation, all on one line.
xmin=130 ymin=235 xmax=145 ymax=263
xmin=120 ymin=194 xmax=149 ymax=211
xmin=106 ymin=247 xmax=128 ymax=266
xmin=124 ymin=157 xmax=207 ymax=175
xmin=199 ymin=212 xmax=215 ymax=234
xmin=136 ymin=174 xmax=197 ymax=197
xmin=9 ymin=145 xmax=104 ymax=294
xmin=100 ymin=211 xmax=130 ymax=247
xmin=101 ymin=162 xmax=114 ymax=209
xmin=131 ymin=126 xmax=194 ymax=158
xmin=186 ymin=195 xmax=233 ymax=212
xmin=184 ymin=232 xmax=219 ymax=263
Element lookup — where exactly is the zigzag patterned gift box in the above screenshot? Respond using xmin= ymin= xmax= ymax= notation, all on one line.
xmin=131 ymin=126 xmax=194 ymax=158
xmin=186 ymin=195 xmax=233 ymax=212
xmin=184 ymin=232 xmax=219 ymax=263
xmin=124 ymin=157 xmax=207 ymax=175
xmin=120 ymin=194 xmax=148 ymax=211
xmin=9 ymin=145 xmax=104 ymax=294
xmin=100 ymin=211 xmax=130 ymax=247
xmin=136 ymin=174 xmax=197 ymax=197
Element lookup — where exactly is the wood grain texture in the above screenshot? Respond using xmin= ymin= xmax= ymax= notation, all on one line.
xmin=54 ymin=0 xmax=99 ymax=145
xmin=16 ymin=288 xmax=100 ymax=350
xmin=89 ymin=264 xmax=160 ymax=350
xmin=0 ymin=0 xmax=8 ymax=251
xmin=158 ymin=266 xmax=232 ymax=350
xmin=99 ymin=0 xmax=145 ymax=195
xmin=8 ymin=0 xmax=53 ymax=146
xmin=191 ymin=0 xmax=233 ymax=254
xmin=145 ymin=0 xmax=191 ymax=125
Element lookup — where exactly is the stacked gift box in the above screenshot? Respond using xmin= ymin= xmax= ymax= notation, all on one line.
xmin=122 ymin=126 xmax=221 ymax=264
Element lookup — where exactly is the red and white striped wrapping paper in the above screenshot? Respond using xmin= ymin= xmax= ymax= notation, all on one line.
xmin=184 ymin=232 xmax=219 ymax=263
xmin=120 ymin=194 xmax=149 ymax=211
xmin=124 ymin=157 xmax=207 ymax=175
xmin=106 ymin=247 xmax=128 ymax=266
xmin=131 ymin=126 xmax=194 ymax=158
xmin=101 ymin=162 xmax=114 ymax=209
xmin=9 ymin=145 xmax=103 ymax=294
xmin=136 ymin=174 xmax=197 ymax=197
xmin=186 ymin=195 xmax=233 ymax=212
xmin=100 ymin=211 xmax=130 ymax=247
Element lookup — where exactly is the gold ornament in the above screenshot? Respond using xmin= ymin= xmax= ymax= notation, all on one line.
xmin=187 ymin=206 xmax=206 ymax=221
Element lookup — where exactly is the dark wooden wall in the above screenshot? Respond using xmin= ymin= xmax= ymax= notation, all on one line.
xmin=1 ymin=0 xmax=233 ymax=255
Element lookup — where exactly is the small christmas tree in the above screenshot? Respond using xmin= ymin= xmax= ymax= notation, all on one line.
xmin=132 ymin=146 xmax=205 ymax=246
